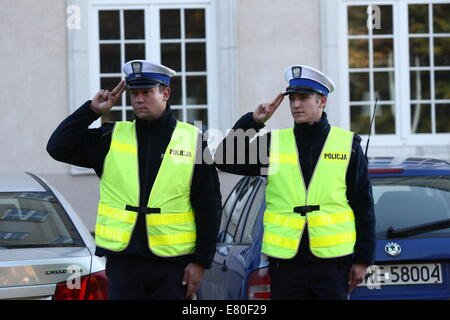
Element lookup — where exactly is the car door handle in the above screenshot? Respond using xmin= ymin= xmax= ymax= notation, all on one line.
xmin=221 ymin=261 xmax=227 ymax=272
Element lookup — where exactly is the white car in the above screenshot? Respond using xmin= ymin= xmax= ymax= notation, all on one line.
xmin=0 ymin=172 xmax=107 ymax=300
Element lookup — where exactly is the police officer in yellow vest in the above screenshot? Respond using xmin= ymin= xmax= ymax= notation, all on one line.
xmin=47 ymin=60 xmax=222 ymax=300
xmin=215 ymin=65 xmax=375 ymax=300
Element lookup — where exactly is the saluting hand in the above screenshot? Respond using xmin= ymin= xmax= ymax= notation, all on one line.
xmin=252 ymin=93 xmax=284 ymax=125
xmin=90 ymin=80 xmax=127 ymax=115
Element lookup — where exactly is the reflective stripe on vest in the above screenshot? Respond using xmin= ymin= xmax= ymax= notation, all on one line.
xmin=95 ymin=120 xmax=199 ymax=257
xmin=261 ymin=126 xmax=356 ymax=259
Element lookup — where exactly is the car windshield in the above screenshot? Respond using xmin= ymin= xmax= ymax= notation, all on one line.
xmin=372 ymin=175 xmax=450 ymax=239
xmin=0 ymin=192 xmax=84 ymax=249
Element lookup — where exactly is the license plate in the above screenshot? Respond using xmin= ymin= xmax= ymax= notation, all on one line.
xmin=358 ymin=263 xmax=443 ymax=288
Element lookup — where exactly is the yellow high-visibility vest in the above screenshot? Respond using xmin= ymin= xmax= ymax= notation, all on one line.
xmin=262 ymin=126 xmax=356 ymax=259
xmin=95 ymin=120 xmax=199 ymax=257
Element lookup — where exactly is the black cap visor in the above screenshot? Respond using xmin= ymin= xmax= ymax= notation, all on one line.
xmin=126 ymin=78 xmax=165 ymax=89
xmin=283 ymin=86 xmax=324 ymax=96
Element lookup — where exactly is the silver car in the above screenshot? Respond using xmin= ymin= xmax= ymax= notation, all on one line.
xmin=0 ymin=172 xmax=107 ymax=300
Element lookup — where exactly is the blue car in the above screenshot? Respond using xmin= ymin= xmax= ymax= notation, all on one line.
xmin=198 ymin=157 xmax=450 ymax=300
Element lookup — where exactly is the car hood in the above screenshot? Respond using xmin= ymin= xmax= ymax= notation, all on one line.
xmin=375 ymin=238 xmax=450 ymax=263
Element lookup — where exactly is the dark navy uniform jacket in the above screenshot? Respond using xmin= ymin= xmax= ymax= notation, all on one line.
xmin=214 ymin=112 xmax=376 ymax=266
xmin=47 ymin=101 xmax=222 ymax=269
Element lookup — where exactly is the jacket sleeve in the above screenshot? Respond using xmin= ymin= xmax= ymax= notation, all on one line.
xmin=346 ymin=135 xmax=376 ymax=266
xmin=190 ymin=139 xmax=223 ymax=269
xmin=214 ymin=112 xmax=270 ymax=176
xmin=46 ymin=100 xmax=112 ymax=176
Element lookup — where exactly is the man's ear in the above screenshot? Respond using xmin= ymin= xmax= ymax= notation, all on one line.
xmin=321 ymin=95 xmax=327 ymax=110
xmin=163 ymin=86 xmax=171 ymax=101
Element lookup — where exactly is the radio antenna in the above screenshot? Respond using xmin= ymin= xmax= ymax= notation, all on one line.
xmin=365 ymin=97 xmax=379 ymax=163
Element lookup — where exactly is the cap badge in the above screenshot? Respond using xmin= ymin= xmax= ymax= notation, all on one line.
xmin=292 ymin=66 xmax=302 ymax=79
xmin=132 ymin=62 xmax=142 ymax=77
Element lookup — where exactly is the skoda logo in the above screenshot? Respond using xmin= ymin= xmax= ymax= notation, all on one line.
xmin=385 ymin=242 xmax=401 ymax=257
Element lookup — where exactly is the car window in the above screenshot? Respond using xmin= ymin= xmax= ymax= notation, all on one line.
xmin=0 ymin=192 xmax=84 ymax=248
xmin=218 ymin=177 xmax=247 ymax=243
xmin=372 ymin=175 xmax=450 ymax=239
xmin=223 ymin=177 xmax=260 ymax=244
xmin=240 ymin=179 xmax=265 ymax=244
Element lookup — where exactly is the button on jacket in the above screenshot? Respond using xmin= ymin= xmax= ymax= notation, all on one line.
xmin=47 ymin=101 xmax=222 ymax=269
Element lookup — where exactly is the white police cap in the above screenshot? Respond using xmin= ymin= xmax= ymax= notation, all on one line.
xmin=283 ymin=65 xmax=335 ymax=96
xmin=123 ymin=60 xmax=176 ymax=89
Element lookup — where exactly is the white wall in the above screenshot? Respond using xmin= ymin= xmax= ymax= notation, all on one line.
xmin=0 ymin=0 xmax=68 ymax=174
xmin=0 ymin=0 xmax=100 ymax=231
xmin=235 ymin=0 xmax=321 ymax=130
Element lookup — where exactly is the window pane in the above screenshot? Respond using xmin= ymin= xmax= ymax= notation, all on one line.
xmin=374 ymin=72 xmax=395 ymax=101
xmin=350 ymin=105 xmax=371 ymax=134
xmin=171 ymin=108 xmax=183 ymax=121
xmin=99 ymin=11 xmax=120 ymax=40
xmin=436 ymin=104 xmax=450 ymax=133
xmin=410 ymin=103 xmax=431 ymax=133
xmin=225 ymin=177 xmax=260 ymax=244
xmin=0 ymin=193 xmax=84 ymax=248
xmin=242 ymin=184 xmax=264 ymax=243
xmin=186 ymin=76 xmax=207 ymax=105
xmin=169 ymin=76 xmax=182 ymax=106
xmin=185 ymin=9 xmax=205 ymax=38
xmin=409 ymin=38 xmax=430 ymax=67
xmin=435 ymin=71 xmax=450 ymax=99
xmin=347 ymin=6 xmax=368 ymax=35
xmin=124 ymin=10 xmax=145 ymax=40
xmin=100 ymin=44 xmax=121 ymax=73
xmin=126 ymin=90 xmax=131 ymax=106
xmin=373 ymin=38 xmax=394 ymax=67
xmin=433 ymin=4 xmax=450 ymax=33
xmin=375 ymin=105 xmax=395 ymax=134
xmin=126 ymin=110 xmax=135 ymax=121
xmin=349 ymin=72 xmax=369 ymax=101
xmin=125 ymin=43 xmax=146 ymax=62
xmin=372 ymin=176 xmax=450 ymax=239
xmin=408 ymin=4 xmax=428 ymax=34
xmin=101 ymin=77 xmax=122 ymax=91
xmin=160 ymin=10 xmax=181 ymax=39
xmin=161 ymin=43 xmax=181 ymax=72
xmin=348 ymin=39 xmax=369 ymax=68
xmin=102 ymin=110 xmax=122 ymax=123
xmin=410 ymin=71 xmax=430 ymax=100
xmin=373 ymin=5 xmax=393 ymax=35
xmin=187 ymin=108 xmax=208 ymax=128
xmin=186 ymin=42 xmax=206 ymax=71
xmin=434 ymin=38 xmax=450 ymax=66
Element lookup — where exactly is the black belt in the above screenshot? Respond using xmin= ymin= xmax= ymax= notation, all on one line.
xmin=293 ymin=205 xmax=320 ymax=216
xmin=125 ymin=205 xmax=161 ymax=214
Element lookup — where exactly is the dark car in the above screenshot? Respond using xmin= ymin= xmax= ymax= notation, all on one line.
xmin=198 ymin=157 xmax=450 ymax=300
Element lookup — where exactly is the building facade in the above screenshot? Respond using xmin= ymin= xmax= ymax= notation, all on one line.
xmin=1 ymin=0 xmax=448 ymax=231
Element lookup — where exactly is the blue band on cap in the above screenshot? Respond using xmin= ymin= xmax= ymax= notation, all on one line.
xmin=289 ymin=78 xmax=329 ymax=96
xmin=127 ymin=72 xmax=171 ymax=86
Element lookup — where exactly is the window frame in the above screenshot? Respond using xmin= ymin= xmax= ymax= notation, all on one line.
xmin=326 ymin=0 xmax=450 ymax=150
xmin=89 ymin=1 xmax=217 ymax=126
xmin=68 ymin=0 xmax=218 ymax=175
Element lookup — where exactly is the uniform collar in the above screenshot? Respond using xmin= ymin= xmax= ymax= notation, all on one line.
xmin=294 ymin=112 xmax=330 ymax=138
xmin=135 ymin=104 xmax=174 ymax=129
